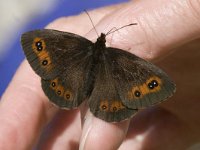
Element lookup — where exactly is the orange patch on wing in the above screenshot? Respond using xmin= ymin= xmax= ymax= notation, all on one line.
xmin=37 ymin=50 xmax=49 ymax=58
xmin=145 ymin=76 xmax=162 ymax=92
xmin=50 ymin=78 xmax=58 ymax=90
xmin=38 ymin=51 xmax=53 ymax=72
xmin=131 ymin=86 xmax=141 ymax=99
xmin=139 ymin=85 xmax=148 ymax=94
xmin=50 ymin=79 xmax=72 ymax=99
xmin=56 ymin=85 xmax=65 ymax=97
xmin=128 ymin=86 xmax=143 ymax=100
xmin=64 ymin=90 xmax=73 ymax=101
xmin=99 ymin=100 xmax=109 ymax=111
xmin=128 ymin=76 xmax=162 ymax=100
xmin=110 ymin=101 xmax=125 ymax=112
xmin=40 ymin=57 xmax=53 ymax=71
xmin=32 ymin=37 xmax=46 ymax=53
xmin=32 ymin=37 xmax=53 ymax=71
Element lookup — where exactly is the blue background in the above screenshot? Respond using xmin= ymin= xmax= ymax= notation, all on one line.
xmin=0 ymin=0 xmax=128 ymax=95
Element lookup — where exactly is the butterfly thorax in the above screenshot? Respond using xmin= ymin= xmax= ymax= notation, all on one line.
xmin=94 ymin=33 xmax=106 ymax=49
xmin=92 ymin=33 xmax=106 ymax=60
xmin=83 ymin=33 xmax=107 ymax=96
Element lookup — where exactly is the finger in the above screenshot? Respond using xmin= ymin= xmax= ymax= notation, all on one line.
xmin=46 ymin=4 xmax=121 ymax=36
xmin=80 ymin=109 xmax=130 ymax=150
xmin=118 ymin=108 xmax=191 ymax=150
xmin=86 ymin=0 xmax=200 ymax=60
xmin=36 ymin=109 xmax=81 ymax=150
xmin=0 ymin=60 xmax=58 ymax=149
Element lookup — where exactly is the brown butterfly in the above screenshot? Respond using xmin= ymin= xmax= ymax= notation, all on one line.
xmin=21 ymin=29 xmax=176 ymax=122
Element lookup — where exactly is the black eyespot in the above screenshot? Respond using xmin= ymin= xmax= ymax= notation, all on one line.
xmin=148 ymin=82 xmax=154 ymax=89
xmin=152 ymin=80 xmax=158 ymax=87
xmin=51 ymin=82 xmax=56 ymax=87
xmin=37 ymin=46 xmax=43 ymax=51
xmin=148 ymin=80 xmax=159 ymax=89
xmin=42 ymin=60 xmax=48 ymax=66
xmin=65 ymin=94 xmax=70 ymax=99
xmin=35 ymin=41 xmax=43 ymax=51
xmin=35 ymin=41 xmax=42 ymax=46
xmin=134 ymin=90 xmax=141 ymax=97
xmin=102 ymin=105 xmax=107 ymax=110
xmin=112 ymin=107 xmax=117 ymax=112
xmin=57 ymin=90 xmax=61 ymax=95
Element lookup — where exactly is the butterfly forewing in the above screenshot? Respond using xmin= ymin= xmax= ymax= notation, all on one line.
xmin=21 ymin=29 xmax=93 ymax=79
xmin=42 ymin=53 xmax=96 ymax=108
xmin=105 ymin=47 xmax=176 ymax=109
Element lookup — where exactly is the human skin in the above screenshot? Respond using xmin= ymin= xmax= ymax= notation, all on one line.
xmin=0 ymin=0 xmax=200 ymax=149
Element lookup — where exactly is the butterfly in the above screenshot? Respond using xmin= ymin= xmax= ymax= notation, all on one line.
xmin=21 ymin=28 xmax=176 ymax=122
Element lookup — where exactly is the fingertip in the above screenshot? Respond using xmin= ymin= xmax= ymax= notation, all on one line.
xmin=80 ymin=111 xmax=130 ymax=150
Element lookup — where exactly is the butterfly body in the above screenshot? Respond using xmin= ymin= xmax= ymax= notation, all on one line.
xmin=21 ymin=29 xmax=176 ymax=122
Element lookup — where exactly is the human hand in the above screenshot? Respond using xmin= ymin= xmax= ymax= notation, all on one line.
xmin=1 ymin=0 xmax=200 ymax=149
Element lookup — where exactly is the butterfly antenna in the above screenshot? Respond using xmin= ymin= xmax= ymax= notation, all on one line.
xmin=106 ymin=23 xmax=137 ymax=36
xmin=84 ymin=10 xmax=99 ymax=37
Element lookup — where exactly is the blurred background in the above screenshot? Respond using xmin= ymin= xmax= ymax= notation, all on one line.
xmin=0 ymin=0 xmax=128 ymax=96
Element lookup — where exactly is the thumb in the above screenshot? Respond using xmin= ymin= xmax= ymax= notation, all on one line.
xmin=86 ymin=0 xmax=200 ymax=60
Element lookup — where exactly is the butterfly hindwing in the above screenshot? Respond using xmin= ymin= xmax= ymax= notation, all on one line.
xmin=88 ymin=52 xmax=138 ymax=122
xmin=41 ymin=48 xmax=95 ymax=109
xmin=105 ymin=47 xmax=176 ymax=109
xmin=21 ymin=29 xmax=93 ymax=79
xmin=41 ymin=78 xmax=75 ymax=108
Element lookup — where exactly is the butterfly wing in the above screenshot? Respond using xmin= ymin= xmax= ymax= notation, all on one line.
xmin=21 ymin=29 xmax=94 ymax=108
xmin=21 ymin=29 xmax=93 ymax=79
xmin=89 ymin=47 xmax=175 ymax=122
xmin=41 ymin=54 xmax=93 ymax=108
xmin=105 ymin=47 xmax=176 ymax=110
xmin=88 ymin=52 xmax=138 ymax=122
